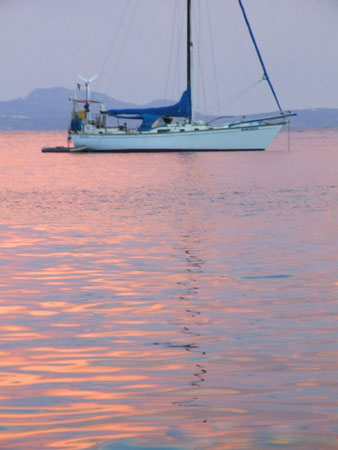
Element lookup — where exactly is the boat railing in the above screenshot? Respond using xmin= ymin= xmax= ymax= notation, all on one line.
xmin=228 ymin=112 xmax=296 ymax=128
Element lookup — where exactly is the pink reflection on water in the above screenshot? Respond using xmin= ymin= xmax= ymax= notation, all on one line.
xmin=0 ymin=131 xmax=337 ymax=448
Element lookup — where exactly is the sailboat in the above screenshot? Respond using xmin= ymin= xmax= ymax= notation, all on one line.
xmin=69 ymin=0 xmax=294 ymax=152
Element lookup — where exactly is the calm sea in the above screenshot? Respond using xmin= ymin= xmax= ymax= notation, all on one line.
xmin=0 ymin=130 xmax=337 ymax=449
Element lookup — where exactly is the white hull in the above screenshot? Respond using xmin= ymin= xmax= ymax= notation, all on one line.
xmin=71 ymin=123 xmax=284 ymax=152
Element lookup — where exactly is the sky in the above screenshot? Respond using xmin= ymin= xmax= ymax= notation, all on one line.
xmin=2 ymin=0 xmax=338 ymax=115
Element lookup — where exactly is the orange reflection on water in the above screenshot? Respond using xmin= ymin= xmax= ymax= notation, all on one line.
xmin=0 ymin=305 xmax=27 ymax=314
xmin=28 ymin=310 xmax=59 ymax=317
xmin=0 ymin=424 xmax=157 ymax=449
xmin=44 ymin=388 xmax=139 ymax=401
xmin=77 ymin=330 xmax=171 ymax=338
xmin=0 ymin=372 xmax=44 ymax=387
xmin=2 ymin=325 xmax=27 ymax=332
xmin=0 ymin=333 xmax=47 ymax=342
xmin=30 ymin=346 xmax=106 ymax=357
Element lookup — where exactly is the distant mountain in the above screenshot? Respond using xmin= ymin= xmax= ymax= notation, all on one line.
xmin=0 ymin=87 xmax=142 ymax=131
xmin=0 ymin=87 xmax=337 ymax=130
xmin=290 ymin=108 xmax=338 ymax=129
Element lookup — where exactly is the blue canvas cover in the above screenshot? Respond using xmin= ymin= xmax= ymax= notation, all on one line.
xmin=70 ymin=118 xmax=82 ymax=132
xmin=105 ymin=88 xmax=191 ymax=130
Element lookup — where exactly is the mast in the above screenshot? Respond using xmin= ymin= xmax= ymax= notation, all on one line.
xmin=187 ymin=0 xmax=193 ymax=122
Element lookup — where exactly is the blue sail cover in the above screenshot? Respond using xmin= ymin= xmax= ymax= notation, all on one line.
xmin=105 ymin=88 xmax=191 ymax=131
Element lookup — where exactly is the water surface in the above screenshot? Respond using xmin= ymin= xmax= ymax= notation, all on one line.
xmin=0 ymin=130 xmax=337 ymax=449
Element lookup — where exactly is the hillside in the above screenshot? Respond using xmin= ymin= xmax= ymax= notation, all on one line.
xmin=0 ymin=88 xmax=337 ymax=130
